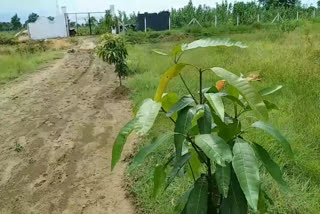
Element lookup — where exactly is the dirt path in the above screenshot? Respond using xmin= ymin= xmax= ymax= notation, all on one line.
xmin=0 ymin=38 xmax=136 ymax=214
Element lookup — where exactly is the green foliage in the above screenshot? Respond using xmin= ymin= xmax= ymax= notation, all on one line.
xmin=24 ymin=13 xmax=39 ymax=26
xmin=111 ymin=118 xmax=136 ymax=170
xmin=11 ymin=14 xmax=22 ymax=30
xmin=0 ymin=33 xmax=17 ymax=45
xmin=0 ymin=41 xmax=63 ymax=84
xmin=97 ymin=33 xmax=129 ymax=85
xmin=111 ymin=38 xmax=292 ymax=213
xmin=125 ymin=26 xmax=320 ymax=213
xmin=16 ymin=41 xmax=48 ymax=54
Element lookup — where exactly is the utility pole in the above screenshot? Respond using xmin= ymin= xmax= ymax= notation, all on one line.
xmin=144 ymin=16 xmax=147 ymax=32
xmin=88 ymin=13 xmax=92 ymax=35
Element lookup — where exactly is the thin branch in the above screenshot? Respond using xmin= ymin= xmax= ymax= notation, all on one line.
xmin=179 ymin=73 xmax=199 ymax=104
xmin=234 ymin=104 xmax=238 ymax=119
xmin=176 ymin=52 xmax=184 ymax=63
xmin=188 ymin=161 xmax=196 ymax=182
xmin=161 ymin=107 xmax=176 ymax=124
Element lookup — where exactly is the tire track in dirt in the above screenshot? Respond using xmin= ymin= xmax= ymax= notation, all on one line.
xmin=0 ymin=38 xmax=136 ymax=214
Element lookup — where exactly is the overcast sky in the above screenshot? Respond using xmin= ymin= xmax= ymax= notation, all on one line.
xmin=0 ymin=0 xmax=317 ymax=22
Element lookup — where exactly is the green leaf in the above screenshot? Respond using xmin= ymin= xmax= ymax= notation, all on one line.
xmin=197 ymin=104 xmax=212 ymax=134
xmin=174 ymin=108 xmax=195 ymax=159
xmin=264 ymin=100 xmax=279 ymax=111
xmin=191 ymin=109 xmax=204 ymax=127
xmin=152 ymin=49 xmax=168 ymax=56
xmin=188 ymin=148 xmax=203 ymax=180
xmin=252 ymin=143 xmax=289 ymax=190
xmin=217 ymin=117 xmax=241 ymax=142
xmin=167 ymin=152 xmax=193 ymax=188
xmin=211 ymin=67 xmax=268 ymax=121
xmin=111 ymin=118 xmax=136 ymax=170
xmin=252 ymin=121 xmax=293 ymax=157
xmin=154 ymin=63 xmax=187 ymax=102
xmin=129 ymin=132 xmax=173 ymax=171
xmin=204 ymin=93 xmax=225 ymax=122
xmin=170 ymin=44 xmax=183 ymax=56
xmin=195 ymin=134 xmax=232 ymax=166
xmin=182 ymin=38 xmax=247 ymax=51
xmin=228 ymin=85 xmax=240 ymax=98
xmin=167 ymin=96 xmax=194 ymax=117
xmin=175 ymin=186 xmax=193 ymax=212
xmin=161 ymin=93 xmax=179 ymax=120
xmin=153 ymin=165 xmax=166 ymax=197
xmin=215 ymin=164 xmax=231 ymax=198
xmin=217 ymin=93 xmax=245 ymax=108
xmin=220 ymin=170 xmax=248 ymax=214
xmin=259 ymin=85 xmax=283 ymax=96
xmin=232 ymin=138 xmax=260 ymax=211
xmin=134 ymin=99 xmax=161 ymax=136
xmin=258 ymin=188 xmax=267 ymax=214
xmin=184 ymin=175 xmax=208 ymax=214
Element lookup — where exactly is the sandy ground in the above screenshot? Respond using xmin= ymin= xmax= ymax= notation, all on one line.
xmin=0 ymin=38 xmax=136 ymax=214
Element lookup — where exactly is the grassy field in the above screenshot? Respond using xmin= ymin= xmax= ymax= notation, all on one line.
xmin=0 ymin=33 xmax=68 ymax=84
xmin=125 ymin=22 xmax=320 ymax=213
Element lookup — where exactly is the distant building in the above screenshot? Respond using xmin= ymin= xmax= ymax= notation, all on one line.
xmin=28 ymin=6 xmax=69 ymax=40
xmin=137 ymin=11 xmax=170 ymax=32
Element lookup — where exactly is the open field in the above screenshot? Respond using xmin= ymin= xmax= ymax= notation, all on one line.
xmin=0 ymin=34 xmax=68 ymax=84
xmin=125 ymin=22 xmax=320 ymax=213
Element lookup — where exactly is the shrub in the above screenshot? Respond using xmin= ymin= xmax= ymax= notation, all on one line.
xmin=16 ymin=41 xmax=47 ymax=54
xmin=0 ymin=34 xmax=18 ymax=45
xmin=112 ymin=39 xmax=292 ymax=213
xmin=97 ymin=33 xmax=129 ymax=85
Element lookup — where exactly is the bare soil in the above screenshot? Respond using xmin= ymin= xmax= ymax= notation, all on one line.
xmin=0 ymin=38 xmax=136 ymax=214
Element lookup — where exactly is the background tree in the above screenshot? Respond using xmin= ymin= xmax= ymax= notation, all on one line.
xmin=24 ymin=13 xmax=39 ymax=26
xmin=11 ymin=14 xmax=22 ymax=30
xmin=47 ymin=16 xmax=55 ymax=21
xmin=89 ymin=16 xmax=98 ymax=26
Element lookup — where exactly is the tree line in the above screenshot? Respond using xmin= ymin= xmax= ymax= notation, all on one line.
xmin=0 ymin=13 xmax=54 ymax=31
xmin=2 ymin=0 xmax=320 ymax=32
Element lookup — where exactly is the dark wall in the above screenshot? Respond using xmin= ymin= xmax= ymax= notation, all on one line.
xmin=137 ymin=11 xmax=170 ymax=31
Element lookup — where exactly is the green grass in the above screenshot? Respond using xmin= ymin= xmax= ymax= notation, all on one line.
xmin=125 ymin=23 xmax=320 ymax=213
xmin=0 ymin=45 xmax=63 ymax=84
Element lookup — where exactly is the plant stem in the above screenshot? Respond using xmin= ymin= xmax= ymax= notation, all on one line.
xmin=119 ymin=74 xmax=122 ymax=86
xmin=207 ymin=158 xmax=215 ymax=213
xmin=234 ymin=104 xmax=238 ymax=118
xmin=199 ymin=69 xmax=203 ymax=104
xmin=161 ymin=107 xmax=176 ymax=124
xmin=188 ymin=161 xmax=196 ymax=182
xmin=179 ymin=73 xmax=199 ymax=104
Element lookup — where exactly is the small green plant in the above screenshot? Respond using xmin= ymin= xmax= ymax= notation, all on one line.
xmin=97 ymin=33 xmax=129 ymax=86
xmin=14 ymin=143 xmax=23 ymax=152
xmin=111 ymin=38 xmax=293 ymax=213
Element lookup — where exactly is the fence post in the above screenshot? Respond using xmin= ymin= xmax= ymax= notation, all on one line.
xmin=169 ymin=15 xmax=171 ymax=30
xmin=88 ymin=13 xmax=92 ymax=35
xmin=75 ymin=13 xmax=78 ymax=32
xmin=215 ymin=15 xmax=217 ymax=27
xmin=296 ymin=11 xmax=299 ymax=20
xmin=237 ymin=16 xmax=239 ymax=26
xmin=257 ymin=14 xmax=260 ymax=23
xmin=144 ymin=16 xmax=147 ymax=32
xmin=313 ymin=9 xmax=316 ymax=18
